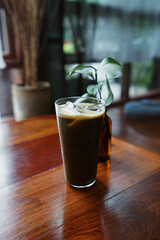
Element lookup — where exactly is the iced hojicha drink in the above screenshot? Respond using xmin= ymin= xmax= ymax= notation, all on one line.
xmin=55 ymin=97 xmax=105 ymax=188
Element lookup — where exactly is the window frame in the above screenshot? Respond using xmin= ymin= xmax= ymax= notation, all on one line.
xmin=0 ymin=6 xmax=22 ymax=68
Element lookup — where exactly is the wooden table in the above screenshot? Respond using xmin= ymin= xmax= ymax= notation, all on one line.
xmin=0 ymin=115 xmax=160 ymax=240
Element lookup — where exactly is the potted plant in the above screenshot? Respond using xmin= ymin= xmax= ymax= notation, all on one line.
xmin=70 ymin=57 xmax=122 ymax=161
xmin=2 ymin=0 xmax=51 ymax=121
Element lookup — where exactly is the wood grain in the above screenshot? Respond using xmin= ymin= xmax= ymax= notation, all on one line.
xmin=0 ymin=115 xmax=160 ymax=240
xmin=0 ymin=134 xmax=62 ymax=189
xmin=108 ymin=106 xmax=160 ymax=155
xmin=0 ymin=115 xmax=62 ymax=189
xmin=0 ymin=139 xmax=160 ymax=239
xmin=0 ymin=116 xmax=58 ymax=147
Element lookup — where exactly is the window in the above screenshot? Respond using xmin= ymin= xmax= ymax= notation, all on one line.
xmin=62 ymin=0 xmax=160 ymax=103
xmin=0 ymin=6 xmax=22 ymax=68
xmin=0 ymin=8 xmax=9 ymax=55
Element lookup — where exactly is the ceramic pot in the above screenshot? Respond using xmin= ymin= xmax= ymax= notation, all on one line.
xmin=11 ymin=81 xmax=51 ymax=121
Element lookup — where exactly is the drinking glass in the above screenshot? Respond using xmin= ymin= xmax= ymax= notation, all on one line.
xmin=55 ymin=96 xmax=105 ymax=188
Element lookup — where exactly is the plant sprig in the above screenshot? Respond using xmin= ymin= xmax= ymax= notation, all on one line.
xmin=70 ymin=57 xmax=122 ymax=106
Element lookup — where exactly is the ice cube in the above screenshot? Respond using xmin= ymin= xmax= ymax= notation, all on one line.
xmin=65 ymin=101 xmax=79 ymax=114
xmin=75 ymin=103 xmax=97 ymax=113
xmin=58 ymin=101 xmax=79 ymax=117
xmin=65 ymin=101 xmax=75 ymax=109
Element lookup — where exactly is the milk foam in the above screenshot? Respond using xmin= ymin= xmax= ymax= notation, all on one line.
xmin=57 ymin=102 xmax=105 ymax=119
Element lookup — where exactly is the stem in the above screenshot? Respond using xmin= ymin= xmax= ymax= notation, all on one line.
xmin=95 ymin=69 xmax=97 ymax=83
xmin=98 ymin=89 xmax=102 ymax=99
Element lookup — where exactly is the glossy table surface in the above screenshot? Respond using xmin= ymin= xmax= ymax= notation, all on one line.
xmin=0 ymin=115 xmax=160 ymax=240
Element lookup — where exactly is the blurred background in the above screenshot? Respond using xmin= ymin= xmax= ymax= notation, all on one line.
xmin=0 ymin=0 xmax=160 ymax=117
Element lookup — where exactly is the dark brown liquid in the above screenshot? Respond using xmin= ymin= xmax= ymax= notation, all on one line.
xmin=57 ymin=113 xmax=104 ymax=187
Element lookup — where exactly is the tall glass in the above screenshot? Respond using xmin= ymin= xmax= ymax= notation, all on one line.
xmin=55 ymin=96 xmax=105 ymax=188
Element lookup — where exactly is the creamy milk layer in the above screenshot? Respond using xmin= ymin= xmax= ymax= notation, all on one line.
xmin=57 ymin=102 xmax=105 ymax=119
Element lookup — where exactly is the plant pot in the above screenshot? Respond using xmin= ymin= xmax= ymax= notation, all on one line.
xmin=11 ymin=81 xmax=51 ymax=121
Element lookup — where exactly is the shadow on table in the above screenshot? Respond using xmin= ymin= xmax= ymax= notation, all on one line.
xmin=59 ymin=161 xmax=121 ymax=239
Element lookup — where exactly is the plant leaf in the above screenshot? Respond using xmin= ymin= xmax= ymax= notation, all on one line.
xmin=100 ymin=57 xmax=121 ymax=67
xmin=105 ymin=78 xmax=114 ymax=106
xmin=87 ymin=83 xmax=102 ymax=96
xmin=88 ymin=72 xmax=95 ymax=80
xmin=98 ymin=57 xmax=122 ymax=80
xmin=82 ymin=93 xmax=95 ymax=98
xmin=69 ymin=64 xmax=96 ymax=76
